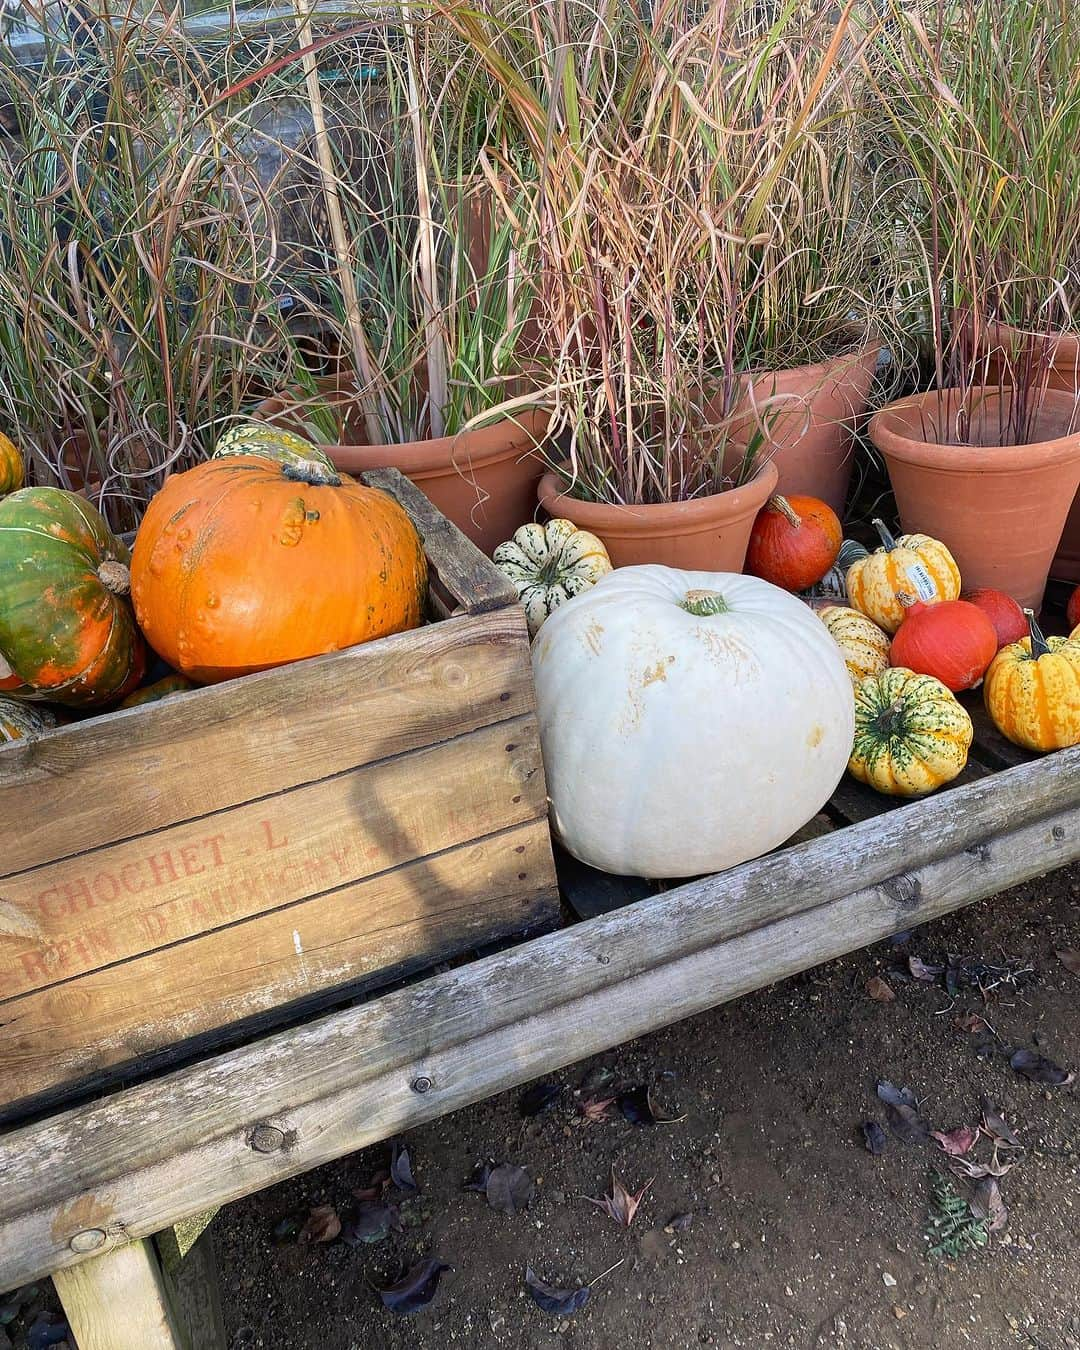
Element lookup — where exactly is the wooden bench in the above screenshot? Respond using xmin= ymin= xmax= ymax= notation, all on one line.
xmin=1 ymin=534 xmax=1077 ymax=1348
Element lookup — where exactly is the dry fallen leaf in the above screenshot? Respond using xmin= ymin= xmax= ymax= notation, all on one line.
xmin=970 ymin=1177 xmax=1008 ymax=1233
xmin=579 ymin=1096 xmax=616 ymax=1124
xmin=930 ymin=1124 xmax=979 ymax=1158
xmin=298 ymin=1204 xmax=341 ymax=1245
xmin=585 ymin=1169 xmax=653 ymax=1227
xmin=953 ymin=1012 xmax=988 ymax=1034
xmin=867 ymin=976 xmax=896 ymax=1003
xmin=1056 ymin=948 xmax=1080 ymax=976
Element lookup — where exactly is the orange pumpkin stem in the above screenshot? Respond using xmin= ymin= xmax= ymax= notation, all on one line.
xmin=768 ymin=495 xmax=802 ymax=530
xmin=96 ymin=560 xmax=131 ymax=596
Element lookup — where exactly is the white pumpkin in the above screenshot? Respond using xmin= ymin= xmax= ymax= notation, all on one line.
xmin=493 ymin=519 xmax=612 ymax=637
xmin=532 ymin=565 xmax=855 ymax=877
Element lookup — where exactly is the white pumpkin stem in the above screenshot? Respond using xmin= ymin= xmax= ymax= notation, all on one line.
xmin=1024 ymin=607 xmax=1050 ymax=658
xmin=768 ymin=495 xmax=802 ymax=530
xmin=681 ymin=589 xmax=730 ymax=617
xmin=97 ymin=560 xmax=131 ymax=596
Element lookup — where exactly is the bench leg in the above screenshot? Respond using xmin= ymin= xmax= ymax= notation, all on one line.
xmin=53 ymin=1238 xmax=184 ymax=1350
xmin=156 ymin=1226 xmax=228 ymax=1350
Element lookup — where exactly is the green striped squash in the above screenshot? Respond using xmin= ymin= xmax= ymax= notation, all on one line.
xmin=849 ymin=666 xmax=972 ymax=797
xmin=0 ymin=488 xmax=145 ymax=706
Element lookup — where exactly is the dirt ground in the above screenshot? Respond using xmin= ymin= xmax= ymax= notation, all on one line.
xmin=206 ymin=862 xmax=1080 ymax=1350
xmin=3 ymin=863 xmax=1077 ymax=1350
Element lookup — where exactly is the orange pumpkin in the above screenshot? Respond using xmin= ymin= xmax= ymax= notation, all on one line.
xmin=0 ymin=432 xmax=23 ymax=495
xmin=131 ymin=457 xmax=427 ymax=684
xmin=745 ymin=494 xmax=842 ymax=592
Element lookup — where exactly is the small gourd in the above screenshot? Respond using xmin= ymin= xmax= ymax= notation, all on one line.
xmin=0 ymin=696 xmax=55 ymax=743
xmin=119 ymin=674 xmax=197 ymax=708
xmin=745 ymin=494 xmax=842 ymax=592
xmin=494 ymin=519 xmax=613 ymax=637
xmin=0 ymin=432 xmax=24 ymax=496
xmin=844 ymin=519 xmax=960 ymax=634
xmin=984 ymin=609 xmax=1080 ymax=751
xmin=888 ymin=594 xmax=997 ymax=692
xmin=212 ymin=420 xmax=340 ymax=476
xmin=849 ymin=667 xmax=973 ymax=796
xmin=818 ymin=605 xmax=890 ymax=682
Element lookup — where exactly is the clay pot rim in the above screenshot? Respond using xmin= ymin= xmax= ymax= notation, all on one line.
xmin=538 ymin=459 xmax=779 ymax=538
xmin=869 ymin=386 xmax=1080 ymax=473
xmin=739 ymin=337 xmax=881 ymax=388
xmin=255 ymin=380 xmax=549 ymax=476
xmin=987 ymin=319 xmax=1080 ymax=358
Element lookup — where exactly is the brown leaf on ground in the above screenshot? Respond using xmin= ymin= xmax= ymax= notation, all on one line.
xmin=298 ymin=1204 xmax=340 ymax=1245
xmin=866 ymin=976 xmax=896 ymax=1003
xmin=1056 ymin=948 xmax=1080 ymax=976
xmin=930 ymin=1124 xmax=979 ymax=1157
xmin=585 ymin=1169 xmax=653 ymax=1227
xmin=579 ymin=1096 xmax=616 ymax=1123
xmin=953 ymin=1012 xmax=988 ymax=1034
xmin=970 ymin=1177 xmax=1009 ymax=1232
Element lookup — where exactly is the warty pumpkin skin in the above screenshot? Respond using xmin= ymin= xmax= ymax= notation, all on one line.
xmin=0 ymin=487 xmax=145 ymax=706
xmin=0 ymin=432 xmax=24 ymax=496
xmin=531 ymin=566 xmax=854 ymax=877
xmin=818 ymin=604 xmax=890 ymax=682
xmin=984 ymin=611 xmax=1080 ymax=752
xmin=131 ymin=456 xmax=427 ymax=684
xmin=494 ymin=518 xmax=612 ymax=637
xmin=845 ymin=519 xmax=960 ymax=634
xmin=849 ymin=667 xmax=973 ymax=796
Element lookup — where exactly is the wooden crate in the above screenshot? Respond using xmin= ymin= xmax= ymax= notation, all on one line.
xmin=0 ymin=468 xmax=558 ymax=1121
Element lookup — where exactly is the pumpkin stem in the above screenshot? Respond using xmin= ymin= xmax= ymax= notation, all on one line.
xmin=896 ymin=590 xmax=919 ymax=612
xmin=281 ymin=460 xmax=342 ymax=488
xmin=768 ymin=494 xmax=802 ymax=529
xmin=681 ymin=589 xmax=730 ymax=617
xmin=1024 ymin=607 xmax=1050 ymax=658
xmin=97 ymin=559 xmax=131 ymax=596
xmin=872 ymin=518 xmax=898 ymax=551
xmin=837 ymin=538 xmax=869 ymax=572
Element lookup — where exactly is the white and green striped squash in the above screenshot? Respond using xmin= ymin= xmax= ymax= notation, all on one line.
xmin=849 ymin=666 xmax=972 ymax=797
xmin=212 ymin=421 xmax=338 ymax=475
xmin=0 ymin=695 xmax=56 ymax=744
xmin=493 ymin=519 xmax=613 ymax=637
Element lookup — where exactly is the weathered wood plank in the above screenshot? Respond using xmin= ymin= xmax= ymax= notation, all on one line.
xmin=52 ymin=1239 xmax=184 ymax=1350
xmin=362 ymin=468 xmax=519 ymax=615
xmin=0 ymin=816 xmax=554 ymax=1114
xmin=0 ymin=715 xmax=544 ymax=1001
xmin=1 ymin=746 xmax=1075 ymax=1289
xmin=155 ymin=1228 xmax=227 ymax=1350
xmin=0 ymin=607 xmax=532 ymax=878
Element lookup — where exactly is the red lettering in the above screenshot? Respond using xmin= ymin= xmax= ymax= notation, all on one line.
xmin=19 ymin=948 xmax=53 ymax=981
xmin=261 ymin=820 xmax=289 ymax=851
xmin=139 ymin=910 xmax=169 ymax=942
xmin=203 ymin=834 xmax=227 ymax=867
xmin=121 ymin=863 xmax=145 ymax=895
xmin=178 ymin=843 xmax=205 ymax=877
xmin=36 ymin=886 xmax=63 ymax=918
xmin=61 ymin=877 xmax=95 ymax=914
xmin=91 ymin=872 xmax=121 ymax=905
xmin=147 ymin=850 xmax=179 ymax=887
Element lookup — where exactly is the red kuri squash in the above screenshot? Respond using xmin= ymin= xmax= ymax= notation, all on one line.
xmin=889 ymin=594 xmax=997 ymax=692
xmin=745 ymin=494 xmax=842 ymax=592
xmin=961 ymin=588 xmax=1028 ymax=649
xmin=131 ymin=456 xmax=427 ymax=684
xmin=1067 ymin=585 xmax=1080 ymax=633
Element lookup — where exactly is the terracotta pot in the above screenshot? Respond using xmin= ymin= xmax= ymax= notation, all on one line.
xmin=536 ymin=459 xmax=779 ymax=570
xmin=868 ymin=386 xmax=1080 ymax=611
xmin=256 ymin=379 xmax=549 ymax=556
xmin=984 ymin=323 xmax=1080 ymax=583
xmin=719 ymin=342 xmax=880 ymax=518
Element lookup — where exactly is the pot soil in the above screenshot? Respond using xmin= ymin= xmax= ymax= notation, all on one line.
xmin=984 ymin=323 xmax=1080 ymax=584
xmin=536 ymin=459 xmax=779 ymax=571
xmin=720 ymin=342 xmax=879 ymax=518
xmin=868 ymin=386 xmax=1080 ymax=612
xmin=256 ymin=379 xmax=548 ymax=557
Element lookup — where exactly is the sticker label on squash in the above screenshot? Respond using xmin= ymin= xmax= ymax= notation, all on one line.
xmin=904 ymin=561 xmax=937 ymax=602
